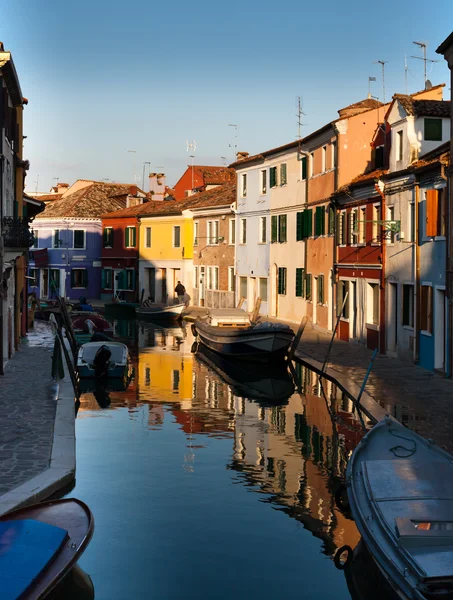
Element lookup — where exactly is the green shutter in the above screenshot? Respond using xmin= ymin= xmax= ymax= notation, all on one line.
xmin=315 ymin=207 xmax=322 ymax=236
xmin=320 ymin=207 xmax=325 ymax=235
xmin=101 ymin=268 xmax=106 ymax=289
xmin=279 ymin=215 xmax=287 ymax=242
xmin=301 ymin=157 xmax=307 ymax=180
xmin=131 ymin=226 xmax=136 ymax=247
xmin=424 ymin=118 xmax=442 ymax=141
xmin=306 ymin=209 xmax=313 ymax=237
xmin=271 ymin=215 xmax=278 ymax=243
xmin=270 ymin=167 xmax=277 ymax=188
xmin=306 ymin=273 xmax=312 ymax=300
xmin=296 ymin=212 xmax=303 ymax=241
xmin=318 ymin=275 xmax=324 ymax=304
xmin=296 ymin=268 xmax=304 ymax=297
xmin=131 ymin=269 xmax=136 ymax=291
xmin=125 ymin=227 xmax=130 ymax=247
xmin=328 ymin=206 xmax=335 ymax=235
xmin=103 ymin=228 xmax=108 ymax=247
xmin=280 ymin=163 xmax=287 ymax=185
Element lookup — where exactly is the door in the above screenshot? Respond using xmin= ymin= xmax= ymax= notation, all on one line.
xmin=148 ymin=268 xmax=156 ymax=302
xmin=199 ymin=267 xmax=206 ymax=306
xmin=161 ymin=268 xmax=167 ymax=303
xmin=41 ymin=269 xmax=49 ymax=299
xmin=113 ymin=269 xmax=122 ymax=299
xmin=434 ymin=288 xmax=446 ymax=372
xmin=387 ymin=283 xmax=398 ymax=355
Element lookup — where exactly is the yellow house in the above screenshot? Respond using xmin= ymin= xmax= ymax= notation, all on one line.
xmin=138 ymin=202 xmax=193 ymax=303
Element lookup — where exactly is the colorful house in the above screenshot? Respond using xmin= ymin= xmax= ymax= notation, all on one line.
xmin=173 ymin=165 xmax=234 ymax=200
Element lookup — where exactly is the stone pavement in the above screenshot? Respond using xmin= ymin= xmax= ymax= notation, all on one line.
xmin=183 ymin=306 xmax=453 ymax=453
xmin=0 ymin=321 xmax=57 ymax=496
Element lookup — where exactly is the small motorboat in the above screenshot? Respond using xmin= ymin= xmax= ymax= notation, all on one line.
xmin=71 ymin=312 xmax=112 ymax=333
xmin=77 ymin=341 xmax=132 ymax=380
xmin=0 ymin=498 xmax=94 ymax=600
xmin=346 ymin=415 xmax=453 ymax=600
xmin=136 ymin=302 xmax=185 ymax=320
xmin=193 ymin=308 xmax=294 ymax=362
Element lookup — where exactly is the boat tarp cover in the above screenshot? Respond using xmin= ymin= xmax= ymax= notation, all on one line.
xmin=80 ymin=343 xmax=126 ymax=363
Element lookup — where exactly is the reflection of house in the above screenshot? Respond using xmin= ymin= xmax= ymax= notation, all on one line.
xmin=173 ymin=165 xmax=234 ymax=200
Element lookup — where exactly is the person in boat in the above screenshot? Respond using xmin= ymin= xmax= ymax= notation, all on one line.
xmin=78 ymin=296 xmax=94 ymax=312
xmin=175 ymin=281 xmax=185 ymax=304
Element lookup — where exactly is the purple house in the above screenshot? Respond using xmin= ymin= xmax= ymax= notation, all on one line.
xmin=28 ymin=181 xmax=145 ymax=300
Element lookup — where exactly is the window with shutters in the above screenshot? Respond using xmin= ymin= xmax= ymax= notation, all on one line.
xmin=322 ymin=146 xmax=327 ymax=173
xmin=229 ymin=219 xmax=235 ymax=244
xmin=31 ymin=229 xmax=39 ymax=249
xmin=228 ymin=267 xmax=235 ymax=292
xmin=328 ymin=206 xmax=335 ymax=236
xmin=387 ymin=206 xmax=396 ymax=243
xmin=421 ymin=285 xmax=433 ymax=333
xmin=259 ymin=278 xmax=268 ymax=301
xmin=53 ymin=229 xmax=61 ymax=249
xmin=337 ymin=211 xmax=346 ymax=245
xmin=50 ymin=269 xmax=60 ymax=293
xmin=309 ymin=152 xmax=314 ymax=177
xmin=270 ymin=166 xmax=278 ymax=188
xmin=271 ymin=215 xmax=278 ymax=243
xmin=194 ymin=266 xmax=199 ymax=288
xmin=305 ymin=273 xmax=312 ymax=301
xmin=409 ymin=202 xmax=415 ymax=242
xmin=424 ymin=118 xmax=442 ymax=142
xmin=102 ymin=268 xmax=113 ymax=290
xmin=425 ymin=189 xmax=439 ymax=238
xmin=280 ymin=163 xmax=287 ymax=185
xmin=331 ymin=141 xmax=336 ymax=169
xmin=278 ymin=267 xmax=287 ymax=295
xmin=73 ymin=230 xmax=85 ymax=249
xmin=318 ymin=274 xmax=324 ymax=305
xmin=240 ymin=219 xmax=247 ymax=244
xmin=126 ymin=269 xmax=135 ymax=290
xmin=350 ymin=209 xmax=358 ymax=245
xmin=303 ymin=209 xmax=313 ymax=238
xmin=173 ymin=225 xmax=181 ymax=248
xmin=295 ymin=268 xmax=305 ymax=297
xmin=402 ymin=284 xmax=414 ymax=328
xmin=207 ymin=220 xmax=219 ymax=245
xmin=71 ymin=268 xmax=87 ymax=289
xmin=241 ymin=174 xmax=247 ymax=197
xmin=260 ymin=170 xmax=267 ymax=194
xmin=337 ymin=280 xmax=349 ymax=318
xmin=296 ymin=212 xmax=304 ymax=241
xmin=367 ymin=283 xmax=380 ymax=326
xmin=278 ymin=214 xmax=287 ymax=242
xmin=103 ymin=227 xmax=113 ymax=248
xmin=259 ymin=216 xmax=267 ymax=243
xmin=315 ymin=206 xmax=326 ymax=237
xmin=301 ymin=156 xmax=307 ymax=180
xmin=359 ymin=207 xmax=366 ymax=244
xmin=193 ymin=222 xmax=199 ymax=246
xmin=210 ymin=267 xmax=219 ymax=290
xmin=372 ymin=204 xmax=381 ymax=243
xmin=438 ymin=188 xmax=447 ymax=237
xmin=396 ymin=131 xmax=403 ymax=162
xmin=125 ymin=226 xmax=137 ymax=248
xmin=29 ymin=268 xmax=38 ymax=286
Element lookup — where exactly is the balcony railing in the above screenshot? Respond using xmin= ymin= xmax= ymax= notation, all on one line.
xmin=2 ymin=217 xmax=35 ymax=249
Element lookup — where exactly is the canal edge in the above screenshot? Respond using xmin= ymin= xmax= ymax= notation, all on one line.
xmin=0 ymin=353 xmax=76 ymax=516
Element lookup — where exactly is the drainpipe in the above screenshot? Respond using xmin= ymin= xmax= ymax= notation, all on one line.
xmin=439 ymin=161 xmax=450 ymax=376
xmin=414 ymin=182 xmax=420 ymax=364
xmin=297 ymin=148 xmax=309 ymax=314
xmin=375 ymin=180 xmax=386 ymax=354
xmin=332 ymin=132 xmax=339 ymax=331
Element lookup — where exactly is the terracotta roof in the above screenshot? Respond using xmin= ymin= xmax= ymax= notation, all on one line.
xmin=193 ymin=166 xmax=235 ymax=185
xmin=394 ymin=95 xmax=451 ymax=118
xmin=184 ymin=183 xmax=236 ymax=210
xmin=339 ymin=98 xmax=383 ymax=112
xmin=36 ymin=182 xmax=136 ymax=219
xmin=29 ymin=193 xmax=64 ymax=203
xmin=336 ymin=169 xmax=388 ymax=194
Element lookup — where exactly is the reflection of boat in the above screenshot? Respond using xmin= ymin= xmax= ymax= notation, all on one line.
xmin=78 ymin=375 xmax=132 ymax=394
xmin=194 ymin=309 xmax=294 ymax=362
xmin=136 ymin=303 xmax=185 ymax=319
xmin=104 ymin=301 xmax=140 ymax=316
xmin=77 ymin=341 xmax=132 ymax=379
xmin=347 ymin=415 xmax=453 ymax=600
xmin=0 ymin=498 xmax=94 ymax=600
xmin=196 ymin=344 xmax=294 ymax=404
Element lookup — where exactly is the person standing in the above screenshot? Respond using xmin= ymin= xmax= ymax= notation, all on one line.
xmin=175 ymin=281 xmax=186 ymax=304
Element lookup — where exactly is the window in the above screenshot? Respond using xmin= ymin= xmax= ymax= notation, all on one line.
xmin=387 ymin=206 xmax=396 ymax=243
xmin=278 ymin=214 xmax=287 ymax=242
xmin=337 ymin=211 xmax=347 ymax=245
xmin=426 ymin=188 xmax=447 ymax=237
xmin=438 ymin=188 xmax=447 ymax=237
xmin=193 ymin=222 xmax=199 ymax=246
xmin=240 ymin=219 xmax=247 ymax=244
xmin=261 ymin=170 xmax=267 ymax=194
xmin=239 ymin=277 xmax=247 ymax=300
xmin=73 ymin=229 xmax=85 ymax=249
xmin=103 ymin=227 xmax=114 ymax=248
xmin=31 ymin=230 xmax=39 ymax=249
xmin=424 ymin=118 xmax=442 ymax=142
xmin=125 ymin=226 xmax=137 ymax=248
xmin=241 ymin=173 xmax=247 ymax=197
xmin=29 ymin=268 xmax=38 ymax=286
xmin=306 ymin=273 xmax=312 ymax=301
xmin=322 ymin=146 xmax=327 ymax=172
xmin=402 ymin=284 xmax=414 ymax=328
xmin=299 ymin=210 xmax=312 ymax=239
xmin=397 ymin=131 xmax=403 ymax=161
xmin=207 ymin=267 xmax=212 ymax=290
xmin=409 ymin=201 xmax=415 ymax=242
xmin=270 ymin=166 xmax=278 ymax=188
xmin=375 ymin=145 xmax=385 ymax=168
xmin=372 ymin=204 xmax=381 ymax=243
xmin=421 ymin=285 xmax=433 ymax=333
xmin=278 ymin=267 xmax=287 ymax=295
xmin=337 ymin=280 xmax=349 ymax=318
xmin=331 ymin=141 xmax=336 ymax=169
xmin=280 ymin=163 xmax=287 ymax=185
xmin=318 ymin=274 xmax=324 ymax=305
xmin=295 ymin=268 xmax=305 ymax=297
xmin=50 ymin=269 xmax=60 ymax=292
xmin=359 ymin=207 xmax=366 ymax=244
xmin=173 ymin=225 xmax=181 ymax=248
xmin=315 ymin=206 xmax=326 ymax=237
xmin=71 ymin=268 xmax=87 ymax=289
xmin=259 ymin=278 xmax=268 ymax=302
xmin=125 ymin=269 xmax=135 ymax=290
xmin=207 ymin=220 xmax=219 ymax=245
xmin=228 ymin=267 xmax=235 ymax=292
xmin=271 ymin=215 xmax=278 ymax=243
xmin=368 ymin=283 xmax=380 ymax=325
xmin=146 ymin=227 xmax=152 ymax=248
xmin=259 ymin=216 xmax=267 ymax=243
xmin=102 ymin=268 xmax=113 ymax=290
xmin=229 ymin=219 xmax=235 ymax=244
xmin=53 ymin=230 xmax=61 ymax=249
xmin=350 ymin=209 xmax=358 ymax=245
xmin=301 ymin=156 xmax=307 ymax=180
xmin=194 ymin=266 xmax=199 ymax=288
xmin=309 ymin=152 xmax=314 ymax=177
xmin=208 ymin=267 xmax=219 ymax=290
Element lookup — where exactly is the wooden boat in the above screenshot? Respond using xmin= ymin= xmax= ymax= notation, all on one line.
xmin=346 ymin=415 xmax=453 ymax=600
xmin=195 ymin=344 xmax=294 ymax=405
xmin=71 ymin=312 xmax=113 ymax=333
xmin=193 ymin=308 xmax=294 ymax=362
xmin=0 ymin=498 xmax=94 ymax=600
xmin=77 ymin=341 xmax=132 ymax=379
xmin=135 ymin=303 xmax=185 ymax=319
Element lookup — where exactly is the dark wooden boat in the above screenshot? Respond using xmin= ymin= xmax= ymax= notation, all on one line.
xmin=0 ymin=498 xmax=94 ymax=600
xmin=194 ymin=308 xmax=294 ymax=362
xmin=135 ymin=303 xmax=185 ymax=320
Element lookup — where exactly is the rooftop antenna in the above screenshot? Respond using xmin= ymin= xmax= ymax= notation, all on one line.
xmin=411 ymin=41 xmax=439 ymax=86
xmin=404 ymin=55 xmax=408 ymax=95
xmin=373 ymin=60 xmax=388 ymax=102
xmin=221 ymin=156 xmax=227 ymax=166
xmin=296 ymin=96 xmax=306 ymax=139
xmin=33 ymin=174 xmax=39 ymax=194
xmin=228 ymin=124 xmax=238 ymax=159
xmin=368 ymin=76 xmax=376 ymax=99
xmin=186 ymin=140 xmax=196 ymax=191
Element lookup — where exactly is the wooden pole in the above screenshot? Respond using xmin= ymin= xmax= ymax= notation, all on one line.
xmin=286 ymin=316 xmax=308 ymax=361
xmin=237 ymin=296 xmax=245 ymax=309
xmin=321 ymin=291 xmax=349 ymax=374
xmin=250 ymin=297 xmax=262 ymax=323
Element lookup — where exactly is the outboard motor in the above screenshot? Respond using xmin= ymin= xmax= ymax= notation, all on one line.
xmin=93 ymin=345 xmax=112 ymax=378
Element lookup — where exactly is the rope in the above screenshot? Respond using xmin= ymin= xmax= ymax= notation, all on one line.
xmin=388 ymin=427 xmax=417 ymax=458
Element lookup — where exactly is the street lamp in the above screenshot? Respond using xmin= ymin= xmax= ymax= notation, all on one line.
xmin=142 ymin=162 xmax=151 ymax=192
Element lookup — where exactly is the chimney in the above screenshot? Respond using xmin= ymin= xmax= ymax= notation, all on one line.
xmin=236 ymin=151 xmax=249 ymax=161
xmin=149 ymin=172 xmax=166 ymax=201
xmin=56 ymin=183 xmax=69 ymax=192
xmin=129 ymin=185 xmax=138 ymax=196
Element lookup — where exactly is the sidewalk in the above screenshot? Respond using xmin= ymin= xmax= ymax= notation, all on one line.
xmin=184 ymin=306 xmax=453 ymax=452
xmin=0 ymin=321 xmax=75 ymax=514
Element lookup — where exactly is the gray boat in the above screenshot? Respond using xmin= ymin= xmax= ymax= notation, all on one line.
xmin=346 ymin=415 xmax=453 ymax=600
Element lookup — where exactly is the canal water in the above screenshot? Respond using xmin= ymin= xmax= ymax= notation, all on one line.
xmin=67 ymin=319 xmax=367 ymax=599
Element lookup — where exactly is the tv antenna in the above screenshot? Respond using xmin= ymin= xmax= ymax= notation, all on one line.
xmin=296 ymin=96 xmax=306 ymax=139
xmin=411 ymin=41 xmax=439 ymax=86
xmin=33 ymin=174 xmax=39 ymax=194
xmin=186 ymin=140 xmax=196 ymax=191
xmin=228 ymin=124 xmax=238 ymax=159
xmin=373 ymin=60 xmax=388 ymax=102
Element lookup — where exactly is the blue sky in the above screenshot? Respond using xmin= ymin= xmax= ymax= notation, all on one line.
xmin=2 ymin=0 xmax=453 ymax=192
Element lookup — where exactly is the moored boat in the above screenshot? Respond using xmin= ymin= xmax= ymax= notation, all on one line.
xmin=77 ymin=341 xmax=132 ymax=379
xmin=346 ymin=415 xmax=453 ymax=600
xmin=193 ymin=308 xmax=294 ymax=362
xmin=0 ymin=498 xmax=94 ymax=600
xmin=135 ymin=302 xmax=185 ymax=320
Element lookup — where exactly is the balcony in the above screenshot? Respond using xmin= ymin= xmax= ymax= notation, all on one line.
xmin=2 ymin=217 xmax=34 ymax=251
